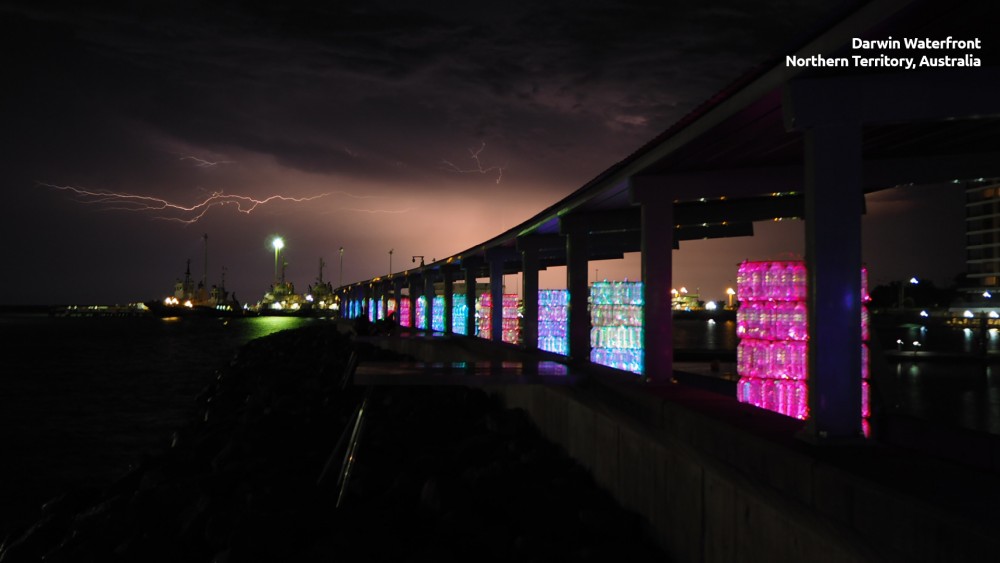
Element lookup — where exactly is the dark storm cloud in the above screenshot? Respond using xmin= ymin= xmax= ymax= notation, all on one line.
xmin=2 ymin=0 xmax=847 ymax=303
xmin=4 ymin=0 xmax=834 ymax=186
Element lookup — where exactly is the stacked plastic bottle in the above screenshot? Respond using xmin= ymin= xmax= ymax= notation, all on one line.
xmin=476 ymin=294 xmax=521 ymax=343
xmin=398 ymin=298 xmax=411 ymax=327
xmin=589 ymin=281 xmax=644 ymax=374
xmin=452 ymin=294 xmax=468 ymax=336
xmin=538 ymin=289 xmax=569 ymax=355
xmin=415 ymin=296 xmax=427 ymax=330
xmin=735 ymin=261 xmax=871 ymax=425
xmin=431 ymin=296 xmax=445 ymax=332
xmin=735 ymin=261 xmax=808 ymax=419
xmin=502 ymin=294 xmax=522 ymax=344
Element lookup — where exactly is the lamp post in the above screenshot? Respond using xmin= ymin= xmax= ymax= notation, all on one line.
xmin=726 ymin=287 xmax=736 ymax=309
xmin=339 ymin=247 xmax=344 ymax=287
xmin=272 ymin=237 xmax=284 ymax=284
xmin=898 ymin=277 xmax=919 ymax=310
xmin=389 ymin=248 xmax=394 ymax=275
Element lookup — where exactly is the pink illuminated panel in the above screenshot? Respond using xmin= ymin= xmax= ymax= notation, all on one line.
xmin=398 ymin=299 xmax=411 ymax=327
xmin=736 ymin=261 xmax=870 ymax=429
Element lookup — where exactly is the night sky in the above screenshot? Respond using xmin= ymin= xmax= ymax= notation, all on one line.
xmin=0 ymin=1 xmax=967 ymax=306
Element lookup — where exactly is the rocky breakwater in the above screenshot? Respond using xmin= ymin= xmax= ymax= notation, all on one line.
xmin=1 ymin=325 xmax=665 ymax=562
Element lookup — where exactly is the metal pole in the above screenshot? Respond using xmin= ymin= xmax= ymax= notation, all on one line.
xmin=203 ymin=233 xmax=208 ymax=291
xmin=339 ymin=247 xmax=344 ymax=287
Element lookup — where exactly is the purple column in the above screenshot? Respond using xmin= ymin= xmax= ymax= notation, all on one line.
xmin=442 ymin=266 xmax=455 ymax=335
xmin=489 ymin=257 xmax=504 ymax=343
xmin=803 ymin=124 xmax=864 ymax=441
xmin=564 ymin=222 xmax=590 ymax=363
xmin=521 ymin=244 xmax=540 ymax=350
xmin=464 ymin=262 xmax=478 ymax=337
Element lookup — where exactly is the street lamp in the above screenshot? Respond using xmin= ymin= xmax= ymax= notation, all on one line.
xmin=898 ymin=277 xmax=919 ymax=310
xmin=339 ymin=247 xmax=344 ymax=287
xmin=389 ymin=248 xmax=394 ymax=275
xmin=412 ymin=255 xmax=425 ymax=267
xmin=726 ymin=287 xmax=736 ymax=309
xmin=272 ymin=237 xmax=285 ymax=284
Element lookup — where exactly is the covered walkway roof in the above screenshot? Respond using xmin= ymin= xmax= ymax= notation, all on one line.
xmin=343 ymin=0 xmax=999 ymax=278
xmin=340 ymin=0 xmax=1000 ymax=441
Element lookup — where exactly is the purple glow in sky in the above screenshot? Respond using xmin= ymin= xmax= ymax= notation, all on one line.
xmin=0 ymin=1 xmax=966 ymax=305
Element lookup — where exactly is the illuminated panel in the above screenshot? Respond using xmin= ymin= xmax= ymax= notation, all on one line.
xmin=368 ymin=298 xmax=376 ymax=322
xmin=415 ymin=296 xmax=427 ymax=330
xmin=476 ymin=293 xmax=521 ymax=342
xmin=452 ymin=294 xmax=468 ymax=335
xmin=477 ymin=294 xmax=491 ymax=339
xmin=501 ymin=294 xmax=521 ymax=344
xmin=538 ymin=289 xmax=569 ymax=355
xmin=736 ymin=261 xmax=870 ymax=429
xmin=589 ymin=281 xmax=644 ymax=374
xmin=431 ymin=296 xmax=445 ymax=332
xmin=399 ymin=298 xmax=411 ymax=327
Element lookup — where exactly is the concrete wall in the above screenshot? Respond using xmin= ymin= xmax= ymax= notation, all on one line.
xmin=491 ymin=382 xmax=1000 ymax=563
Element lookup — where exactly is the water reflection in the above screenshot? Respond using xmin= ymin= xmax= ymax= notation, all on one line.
xmin=890 ymin=361 xmax=1000 ymax=435
xmin=672 ymin=318 xmax=737 ymax=350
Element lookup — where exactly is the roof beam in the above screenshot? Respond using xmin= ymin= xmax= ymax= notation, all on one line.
xmin=559 ymin=208 xmax=640 ymax=235
xmin=864 ymin=151 xmax=1000 ymax=190
xmin=784 ymin=68 xmax=1000 ymax=130
xmin=674 ymin=194 xmax=804 ymax=225
xmin=632 ymin=166 xmax=803 ymax=202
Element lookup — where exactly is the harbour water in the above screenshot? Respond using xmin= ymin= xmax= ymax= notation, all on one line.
xmin=2 ymin=313 xmax=999 ymax=534
xmin=0 ymin=314 xmax=320 ymax=533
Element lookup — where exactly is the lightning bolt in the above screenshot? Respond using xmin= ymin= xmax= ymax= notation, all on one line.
xmin=179 ymin=155 xmax=235 ymax=167
xmin=37 ymin=182 xmax=399 ymax=224
xmin=441 ymin=142 xmax=505 ymax=184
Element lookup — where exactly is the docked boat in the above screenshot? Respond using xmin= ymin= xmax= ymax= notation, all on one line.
xmin=146 ymin=236 xmax=243 ymax=318
xmin=305 ymin=258 xmax=339 ymax=316
xmin=255 ymin=257 xmax=340 ymax=316
xmin=256 ymin=279 xmax=309 ymax=315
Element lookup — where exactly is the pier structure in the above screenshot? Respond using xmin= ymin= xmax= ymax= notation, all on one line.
xmin=336 ymin=1 xmax=1000 ymax=560
xmin=340 ymin=0 xmax=1000 ymax=442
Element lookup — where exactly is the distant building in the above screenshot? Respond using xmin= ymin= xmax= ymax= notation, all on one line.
xmin=950 ymin=181 xmax=1000 ymax=315
xmin=965 ymin=181 xmax=1000 ymax=289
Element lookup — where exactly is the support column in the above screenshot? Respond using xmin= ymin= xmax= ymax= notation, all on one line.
xmin=628 ymin=188 xmax=674 ymax=383
xmin=363 ymin=284 xmax=372 ymax=320
xmin=520 ymin=243 xmax=540 ymax=350
xmin=464 ymin=261 xmax=478 ymax=337
xmin=489 ymin=256 xmax=505 ymax=343
xmin=803 ymin=124 xmax=863 ymax=441
xmin=407 ymin=277 xmax=417 ymax=328
xmin=442 ymin=266 xmax=455 ymax=335
xmin=562 ymin=220 xmax=591 ymax=364
xmin=423 ymin=271 xmax=435 ymax=332
xmin=391 ymin=276 xmax=403 ymax=324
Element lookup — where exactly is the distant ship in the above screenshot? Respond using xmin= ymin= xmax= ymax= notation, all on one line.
xmin=256 ymin=257 xmax=339 ymax=316
xmin=305 ymin=257 xmax=339 ymax=316
xmin=145 ymin=259 xmax=242 ymax=318
xmin=145 ymin=235 xmax=242 ymax=318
